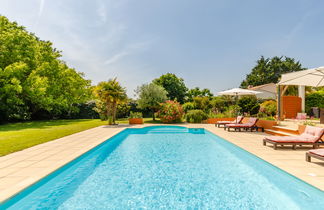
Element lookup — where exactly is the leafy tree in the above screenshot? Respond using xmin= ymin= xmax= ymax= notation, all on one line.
xmin=136 ymin=83 xmax=167 ymax=120
xmin=93 ymin=78 xmax=127 ymax=124
xmin=305 ymin=91 xmax=324 ymax=114
xmin=153 ymin=73 xmax=188 ymax=103
xmin=0 ymin=16 xmax=91 ymax=122
xmin=237 ymin=96 xmax=260 ymax=115
xmin=192 ymin=96 xmax=212 ymax=112
xmin=186 ymin=87 xmax=213 ymax=102
xmin=210 ymin=96 xmax=228 ymax=113
xmin=240 ymin=56 xmax=305 ymax=88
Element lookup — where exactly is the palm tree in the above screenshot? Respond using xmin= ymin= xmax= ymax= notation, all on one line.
xmin=94 ymin=78 xmax=127 ymax=124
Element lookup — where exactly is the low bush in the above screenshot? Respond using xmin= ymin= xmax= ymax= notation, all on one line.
xmin=182 ymin=102 xmax=196 ymax=113
xmin=157 ymin=100 xmax=184 ymax=123
xmin=259 ymin=100 xmax=277 ymax=116
xmin=129 ymin=111 xmax=143 ymax=118
xmin=238 ymin=96 xmax=260 ymax=115
xmin=185 ymin=110 xmax=208 ymax=123
xmin=305 ymin=91 xmax=324 ymax=113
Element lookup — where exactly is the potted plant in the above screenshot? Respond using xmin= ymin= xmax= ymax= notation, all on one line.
xmin=129 ymin=112 xmax=143 ymax=124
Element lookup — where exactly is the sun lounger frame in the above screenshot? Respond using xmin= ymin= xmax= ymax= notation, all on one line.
xmin=306 ymin=151 xmax=324 ymax=162
xmin=263 ymin=139 xmax=323 ymax=150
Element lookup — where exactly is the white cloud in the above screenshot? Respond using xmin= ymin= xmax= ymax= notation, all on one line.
xmin=104 ymin=39 xmax=156 ymax=65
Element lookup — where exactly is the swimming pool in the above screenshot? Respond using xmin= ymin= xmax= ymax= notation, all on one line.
xmin=1 ymin=126 xmax=324 ymax=209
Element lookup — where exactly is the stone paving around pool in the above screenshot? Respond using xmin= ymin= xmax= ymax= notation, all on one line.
xmin=0 ymin=124 xmax=323 ymax=203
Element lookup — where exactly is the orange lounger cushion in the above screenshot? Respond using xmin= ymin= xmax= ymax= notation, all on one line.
xmin=263 ymin=135 xmax=319 ymax=143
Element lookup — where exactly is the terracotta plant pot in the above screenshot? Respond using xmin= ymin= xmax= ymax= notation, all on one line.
xmin=129 ymin=118 xmax=144 ymax=124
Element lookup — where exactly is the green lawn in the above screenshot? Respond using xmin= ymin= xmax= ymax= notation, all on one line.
xmin=0 ymin=118 xmax=164 ymax=156
xmin=0 ymin=119 xmax=107 ymax=156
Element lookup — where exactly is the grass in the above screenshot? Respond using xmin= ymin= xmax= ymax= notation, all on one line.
xmin=0 ymin=119 xmax=107 ymax=156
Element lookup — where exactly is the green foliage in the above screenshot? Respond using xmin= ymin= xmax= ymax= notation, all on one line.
xmin=129 ymin=111 xmax=143 ymax=119
xmin=182 ymin=102 xmax=196 ymax=113
xmin=136 ymin=83 xmax=168 ymax=120
xmin=210 ymin=96 xmax=230 ymax=113
xmin=153 ymin=73 xmax=188 ymax=103
xmin=157 ymin=100 xmax=184 ymax=123
xmin=259 ymin=100 xmax=277 ymax=116
xmin=192 ymin=96 xmax=212 ymax=112
xmin=305 ymin=91 xmax=324 ymax=113
xmin=0 ymin=16 xmax=91 ymax=122
xmin=186 ymin=87 xmax=213 ymax=102
xmin=223 ymin=105 xmax=241 ymax=117
xmin=93 ymin=78 xmax=127 ymax=124
xmin=238 ymin=96 xmax=260 ymax=115
xmin=116 ymin=103 xmax=131 ymax=119
xmin=240 ymin=56 xmax=305 ymax=88
xmin=185 ymin=110 xmax=208 ymax=123
xmin=208 ymin=112 xmax=227 ymax=118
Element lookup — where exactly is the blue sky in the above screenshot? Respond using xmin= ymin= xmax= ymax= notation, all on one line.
xmin=1 ymin=0 xmax=324 ymax=96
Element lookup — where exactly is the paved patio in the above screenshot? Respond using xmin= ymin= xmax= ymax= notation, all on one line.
xmin=0 ymin=124 xmax=323 ymax=203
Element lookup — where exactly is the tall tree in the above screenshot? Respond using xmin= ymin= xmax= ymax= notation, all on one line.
xmin=240 ymin=56 xmax=305 ymax=88
xmin=93 ymin=78 xmax=127 ymax=124
xmin=153 ymin=73 xmax=188 ymax=103
xmin=136 ymin=83 xmax=167 ymax=120
xmin=186 ymin=87 xmax=213 ymax=102
xmin=0 ymin=15 xmax=91 ymax=122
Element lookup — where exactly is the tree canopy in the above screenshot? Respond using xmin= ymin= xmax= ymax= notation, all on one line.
xmin=240 ymin=56 xmax=305 ymax=88
xmin=186 ymin=87 xmax=213 ymax=102
xmin=93 ymin=78 xmax=127 ymax=124
xmin=153 ymin=73 xmax=188 ymax=103
xmin=136 ymin=83 xmax=167 ymax=120
xmin=0 ymin=16 xmax=91 ymax=122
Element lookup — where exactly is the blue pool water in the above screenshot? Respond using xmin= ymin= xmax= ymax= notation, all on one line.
xmin=2 ymin=126 xmax=324 ymax=209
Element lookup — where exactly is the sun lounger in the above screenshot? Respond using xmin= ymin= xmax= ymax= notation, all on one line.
xmin=263 ymin=125 xmax=324 ymax=150
xmin=224 ymin=117 xmax=262 ymax=132
xmin=306 ymin=149 xmax=324 ymax=162
xmin=215 ymin=116 xmax=244 ymax=127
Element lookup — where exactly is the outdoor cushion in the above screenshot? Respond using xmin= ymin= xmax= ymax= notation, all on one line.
xmin=217 ymin=116 xmax=243 ymax=124
xmin=226 ymin=123 xmax=253 ymax=127
xmin=264 ymin=135 xmax=318 ymax=143
xmin=264 ymin=126 xmax=324 ymax=143
xmin=303 ymin=125 xmax=324 ymax=139
xmin=309 ymin=149 xmax=324 ymax=157
xmin=226 ymin=117 xmax=257 ymax=128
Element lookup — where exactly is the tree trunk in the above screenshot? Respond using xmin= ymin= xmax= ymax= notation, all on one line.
xmin=112 ymin=102 xmax=117 ymax=124
xmin=152 ymin=108 xmax=155 ymax=121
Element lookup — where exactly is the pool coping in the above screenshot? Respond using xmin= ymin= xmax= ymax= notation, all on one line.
xmin=0 ymin=124 xmax=323 ymax=204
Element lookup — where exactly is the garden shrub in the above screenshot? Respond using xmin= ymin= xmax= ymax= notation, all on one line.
xmin=182 ymin=102 xmax=196 ymax=113
xmin=223 ymin=105 xmax=241 ymax=117
xmin=157 ymin=100 xmax=184 ymax=123
xmin=193 ymin=96 xmax=211 ymax=112
xmin=305 ymin=91 xmax=324 ymax=113
xmin=210 ymin=96 xmax=228 ymax=113
xmin=259 ymin=100 xmax=277 ymax=116
xmin=129 ymin=111 xmax=143 ymax=118
xmin=237 ymin=96 xmax=260 ymax=115
xmin=208 ymin=112 xmax=226 ymax=118
xmin=185 ymin=110 xmax=208 ymax=123
xmin=116 ymin=103 xmax=131 ymax=118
